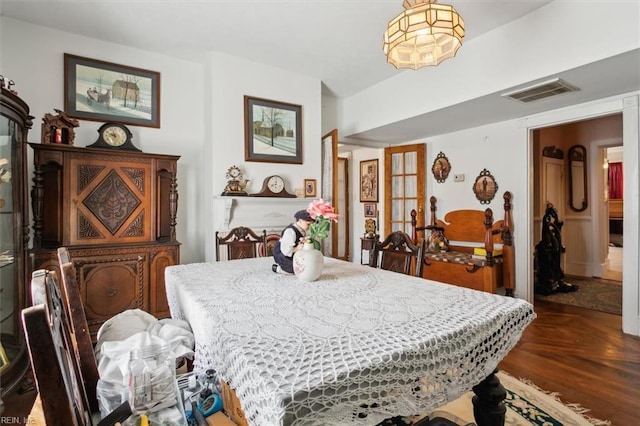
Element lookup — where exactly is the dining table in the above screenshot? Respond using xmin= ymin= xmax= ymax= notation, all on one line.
xmin=165 ymin=257 xmax=535 ymax=426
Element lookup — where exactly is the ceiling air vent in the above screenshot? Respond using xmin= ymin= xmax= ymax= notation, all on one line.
xmin=502 ymin=78 xmax=580 ymax=103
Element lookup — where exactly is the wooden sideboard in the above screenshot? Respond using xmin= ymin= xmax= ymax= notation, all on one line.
xmin=29 ymin=143 xmax=180 ymax=340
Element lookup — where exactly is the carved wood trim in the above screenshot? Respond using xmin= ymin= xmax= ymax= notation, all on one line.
xmin=122 ymin=167 xmax=145 ymax=194
xmin=123 ymin=212 xmax=145 ymax=237
xmin=78 ymin=211 xmax=104 ymax=239
xmin=77 ymin=165 xmax=105 ymax=193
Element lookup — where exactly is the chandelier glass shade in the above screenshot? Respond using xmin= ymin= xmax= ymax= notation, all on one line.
xmin=383 ymin=0 xmax=465 ymax=70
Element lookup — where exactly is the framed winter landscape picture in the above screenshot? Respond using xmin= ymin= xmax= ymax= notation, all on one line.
xmin=64 ymin=53 xmax=161 ymax=128
xmin=244 ymin=95 xmax=302 ymax=164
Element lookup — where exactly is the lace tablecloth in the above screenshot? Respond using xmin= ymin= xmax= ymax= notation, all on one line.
xmin=166 ymin=257 xmax=535 ymax=426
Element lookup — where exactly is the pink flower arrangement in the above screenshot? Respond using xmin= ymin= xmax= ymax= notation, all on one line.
xmin=305 ymin=199 xmax=339 ymax=249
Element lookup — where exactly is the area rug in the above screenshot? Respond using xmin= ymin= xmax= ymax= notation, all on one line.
xmin=382 ymin=371 xmax=610 ymax=426
xmin=535 ymin=276 xmax=622 ymax=315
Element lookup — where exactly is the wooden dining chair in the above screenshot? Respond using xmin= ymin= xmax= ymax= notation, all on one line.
xmin=369 ymin=231 xmax=426 ymax=277
xmin=56 ymin=250 xmax=101 ymax=413
xmin=260 ymin=233 xmax=281 ymax=257
xmin=215 ymin=226 xmax=267 ymax=261
xmin=23 ymin=269 xmax=94 ymax=426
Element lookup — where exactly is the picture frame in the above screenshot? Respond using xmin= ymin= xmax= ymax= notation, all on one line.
xmin=64 ymin=53 xmax=161 ymax=128
xmin=472 ymin=168 xmax=499 ymax=204
xmin=360 ymin=159 xmax=379 ymax=202
xmin=432 ymin=151 xmax=451 ymax=183
xmin=304 ymin=179 xmax=317 ymax=197
xmin=364 ymin=203 xmax=377 ymax=218
xmin=244 ymin=96 xmax=302 ymax=164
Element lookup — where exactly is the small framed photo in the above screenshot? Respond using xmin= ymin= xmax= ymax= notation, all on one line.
xmin=304 ymin=179 xmax=317 ymax=197
xmin=244 ymin=96 xmax=303 ymax=164
xmin=360 ymin=159 xmax=379 ymax=202
xmin=364 ymin=203 xmax=377 ymax=218
xmin=473 ymin=168 xmax=499 ymax=204
xmin=64 ymin=53 xmax=161 ymax=128
xmin=432 ymin=151 xmax=451 ymax=183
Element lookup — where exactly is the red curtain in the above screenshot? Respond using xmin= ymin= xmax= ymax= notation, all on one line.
xmin=608 ymin=162 xmax=623 ymax=199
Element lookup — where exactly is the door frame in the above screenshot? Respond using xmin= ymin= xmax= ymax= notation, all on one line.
xmin=526 ymin=95 xmax=639 ymax=335
xmin=383 ymin=143 xmax=426 ymax=235
xmin=321 ymin=129 xmax=338 ymax=257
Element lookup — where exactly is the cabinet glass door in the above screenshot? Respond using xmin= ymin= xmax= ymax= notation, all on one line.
xmin=0 ymin=110 xmax=18 ymax=374
xmin=0 ymin=88 xmax=30 ymax=396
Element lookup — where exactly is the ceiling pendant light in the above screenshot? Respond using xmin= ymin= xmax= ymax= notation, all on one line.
xmin=383 ymin=0 xmax=465 ymax=70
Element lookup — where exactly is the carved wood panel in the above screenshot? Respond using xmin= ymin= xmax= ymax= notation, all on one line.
xmin=32 ymin=243 xmax=179 ymax=341
xmin=69 ymin=156 xmax=151 ymax=245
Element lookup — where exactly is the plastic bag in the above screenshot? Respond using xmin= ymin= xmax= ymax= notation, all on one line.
xmin=126 ymin=343 xmax=186 ymax=425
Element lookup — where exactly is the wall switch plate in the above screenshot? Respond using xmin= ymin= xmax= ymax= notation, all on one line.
xmin=454 ymin=174 xmax=465 ymax=182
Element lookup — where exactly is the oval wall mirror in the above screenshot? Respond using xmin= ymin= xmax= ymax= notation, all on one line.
xmin=568 ymin=145 xmax=588 ymax=212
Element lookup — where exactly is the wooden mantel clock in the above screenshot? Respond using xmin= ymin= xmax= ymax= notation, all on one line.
xmin=251 ymin=175 xmax=296 ymax=198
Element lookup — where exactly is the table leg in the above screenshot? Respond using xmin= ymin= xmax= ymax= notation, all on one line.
xmin=471 ymin=369 xmax=506 ymax=426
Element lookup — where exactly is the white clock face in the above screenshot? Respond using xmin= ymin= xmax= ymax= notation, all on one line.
xmin=268 ymin=176 xmax=285 ymax=193
xmin=228 ymin=166 xmax=241 ymax=179
xmin=103 ymin=126 xmax=127 ymax=146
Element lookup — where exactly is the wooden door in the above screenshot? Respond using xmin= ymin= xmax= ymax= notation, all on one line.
xmin=336 ymin=157 xmax=349 ymax=260
xmin=384 ymin=144 xmax=426 ymax=235
xmin=542 ymin=157 xmax=565 ymax=219
xmin=321 ymin=129 xmax=338 ymax=256
xmin=541 ymin=156 xmax=565 ymax=271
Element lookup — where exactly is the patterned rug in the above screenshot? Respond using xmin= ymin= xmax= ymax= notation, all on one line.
xmin=382 ymin=371 xmax=610 ymax=426
xmin=535 ymin=276 xmax=622 ymax=315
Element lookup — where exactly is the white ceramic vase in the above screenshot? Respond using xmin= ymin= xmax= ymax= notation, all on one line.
xmin=293 ymin=242 xmax=324 ymax=282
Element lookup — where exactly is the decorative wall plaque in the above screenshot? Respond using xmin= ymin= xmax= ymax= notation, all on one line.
xmin=472 ymin=168 xmax=498 ymax=204
xmin=431 ymin=152 xmax=451 ymax=183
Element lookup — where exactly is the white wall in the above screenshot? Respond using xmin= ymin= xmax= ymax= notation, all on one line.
xmin=1 ymin=17 xmax=322 ymax=264
xmin=397 ymin=120 xmax=527 ymax=299
xmin=204 ymin=52 xmax=322 ymax=261
xmin=1 ymin=17 xmax=206 ymax=263
xmin=349 ymin=147 xmax=383 ymax=265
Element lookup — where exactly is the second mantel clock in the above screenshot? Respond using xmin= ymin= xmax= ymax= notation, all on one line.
xmin=251 ymin=175 xmax=297 ymax=198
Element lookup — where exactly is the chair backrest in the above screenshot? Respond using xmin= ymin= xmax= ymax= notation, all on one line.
xmin=369 ymin=231 xmax=425 ymax=277
xmin=57 ymin=247 xmax=101 ymax=412
xmin=259 ymin=233 xmax=281 ymax=257
xmin=23 ymin=270 xmax=93 ymax=426
xmin=215 ymin=226 xmax=267 ymax=261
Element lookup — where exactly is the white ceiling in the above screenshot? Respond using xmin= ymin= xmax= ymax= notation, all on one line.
xmin=2 ymin=0 xmax=554 ymax=98
xmin=3 ymin=0 xmax=639 ymax=145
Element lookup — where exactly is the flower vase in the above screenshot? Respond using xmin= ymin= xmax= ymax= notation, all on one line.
xmin=293 ymin=242 xmax=324 ymax=282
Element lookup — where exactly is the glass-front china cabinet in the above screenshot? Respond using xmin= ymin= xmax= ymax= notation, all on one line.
xmin=0 ymin=87 xmax=31 ymax=407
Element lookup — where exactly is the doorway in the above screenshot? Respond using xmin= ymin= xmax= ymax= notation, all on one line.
xmin=603 ymin=145 xmax=623 ymax=282
xmin=532 ymin=114 xmax=623 ymax=314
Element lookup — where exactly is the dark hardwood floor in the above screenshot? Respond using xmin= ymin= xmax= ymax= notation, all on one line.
xmin=500 ymin=299 xmax=640 ymax=426
xmin=3 ymin=299 xmax=639 ymax=425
